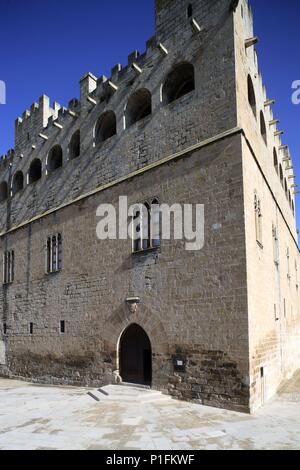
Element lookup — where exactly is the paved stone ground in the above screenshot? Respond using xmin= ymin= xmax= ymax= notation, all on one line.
xmin=0 ymin=374 xmax=300 ymax=450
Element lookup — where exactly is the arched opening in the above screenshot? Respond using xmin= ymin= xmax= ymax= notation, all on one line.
xmin=284 ymin=178 xmax=288 ymax=197
xmin=95 ymin=111 xmax=116 ymax=144
xmin=279 ymin=164 xmax=283 ymax=186
xmin=162 ymin=63 xmax=195 ymax=105
xmin=69 ymin=130 xmax=80 ymax=160
xmin=125 ymin=89 xmax=152 ymax=128
xmin=187 ymin=3 xmax=193 ymax=18
xmin=12 ymin=171 xmax=24 ymax=195
xmin=119 ymin=323 xmax=152 ymax=386
xmin=0 ymin=181 xmax=8 ymax=203
xmin=28 ymin=158 xmax=42 ymax=184
xmin=273 ymin=149 xmax=278 ymax=174
xmin=48 ymin=145 xmax=63 ymax=172
xmin=260 ymin=111 xmax=267 ymax=144
xmin=247 ymin=75 xmax=256 ymax=118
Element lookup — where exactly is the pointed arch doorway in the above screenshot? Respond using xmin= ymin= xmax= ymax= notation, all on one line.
xmin=119 ymin=324 xmax=152 ymax=386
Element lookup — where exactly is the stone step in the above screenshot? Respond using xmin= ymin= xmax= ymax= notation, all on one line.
xmin=87 ymin=384 xmax=171 ymax=404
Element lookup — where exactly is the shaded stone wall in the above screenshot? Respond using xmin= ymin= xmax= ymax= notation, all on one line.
xmin=0 ymin=134 xmax=250 ymax=412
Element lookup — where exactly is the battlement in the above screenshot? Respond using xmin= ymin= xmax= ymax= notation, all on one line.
xmin=14 ymin=0 xmax=236 ymax=147
xmin=0 ymin=149 xmax=14 ymax=168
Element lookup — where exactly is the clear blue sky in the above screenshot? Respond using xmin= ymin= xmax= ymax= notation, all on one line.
xmin=0 ymin=0 xmax=299 ymax=229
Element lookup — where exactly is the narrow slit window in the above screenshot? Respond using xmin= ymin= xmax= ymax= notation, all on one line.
xmin=60 ymin=320 xmax=65 ymax=334
xmin=254 ymin=194 xmax=263 ymax=246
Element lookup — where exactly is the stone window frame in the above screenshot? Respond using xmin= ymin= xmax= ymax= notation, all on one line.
xmin=132 ymin=198 xmax=161 ymax=254
xmin=3 ymin=250 xmax=14 ymax=285
xmin=60 ymin=320 xmax=65 ymax=334
xmin=46 ymin=233 xmax=63 ymax=275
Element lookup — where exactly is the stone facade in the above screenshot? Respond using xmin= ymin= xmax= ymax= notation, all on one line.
xmin=0 ymin=0 xmax=299 ymax=413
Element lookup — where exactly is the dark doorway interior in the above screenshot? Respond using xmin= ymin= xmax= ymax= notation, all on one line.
xmin=120 ymin=324 xmax=152 ymax=386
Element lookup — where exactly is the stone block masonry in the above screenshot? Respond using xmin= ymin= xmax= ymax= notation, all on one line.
xmin=0 ymin=0 xmax=299 ymax=413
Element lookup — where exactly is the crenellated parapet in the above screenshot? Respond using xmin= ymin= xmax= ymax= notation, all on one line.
xmin=0 ymin=149 xmax=15 ymax=174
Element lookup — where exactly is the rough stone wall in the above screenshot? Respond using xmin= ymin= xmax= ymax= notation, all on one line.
xmin=234 ymin=0 xmax=300 ymax=412
xmin=0 ymin=134 xmax=250 ymax=412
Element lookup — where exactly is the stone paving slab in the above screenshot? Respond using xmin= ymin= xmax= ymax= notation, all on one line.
xmin=0 ymin=377 xmax=300 ymax=450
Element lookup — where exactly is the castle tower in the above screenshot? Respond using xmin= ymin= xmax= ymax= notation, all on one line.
xmin=0 ymin=0 xmax=299 ymax=413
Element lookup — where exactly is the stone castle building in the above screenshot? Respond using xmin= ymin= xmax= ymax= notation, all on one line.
xmin=0 ymin=0 xmax=299 ymax=413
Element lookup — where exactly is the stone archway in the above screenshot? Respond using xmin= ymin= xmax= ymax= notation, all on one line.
xmin=119 ymin=323 xmax=152 ymax=386
xmin=101 ymin=301 xmax=170 ymax=387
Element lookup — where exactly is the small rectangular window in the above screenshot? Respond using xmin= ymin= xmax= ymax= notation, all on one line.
xmin=3 ymin=250 xmax=14 ymax=285
xmin=29 ymin=323 xmax=33 ymax=335
xmin=3 ymin=323 xmax=7 ymax=335
xmin=60 ymin=321 xmax=65 ymax=334
xmin=46 ymin=234 xmax=62 ymax=274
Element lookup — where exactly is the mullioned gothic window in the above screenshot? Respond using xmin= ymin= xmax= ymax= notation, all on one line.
xmin=132 ymin=199 xmax=161 ymax=253
xmin=46 ymin=234 xmax=62 ymax=274
xmin=3 ymin=250 xmax=14 ymax=285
